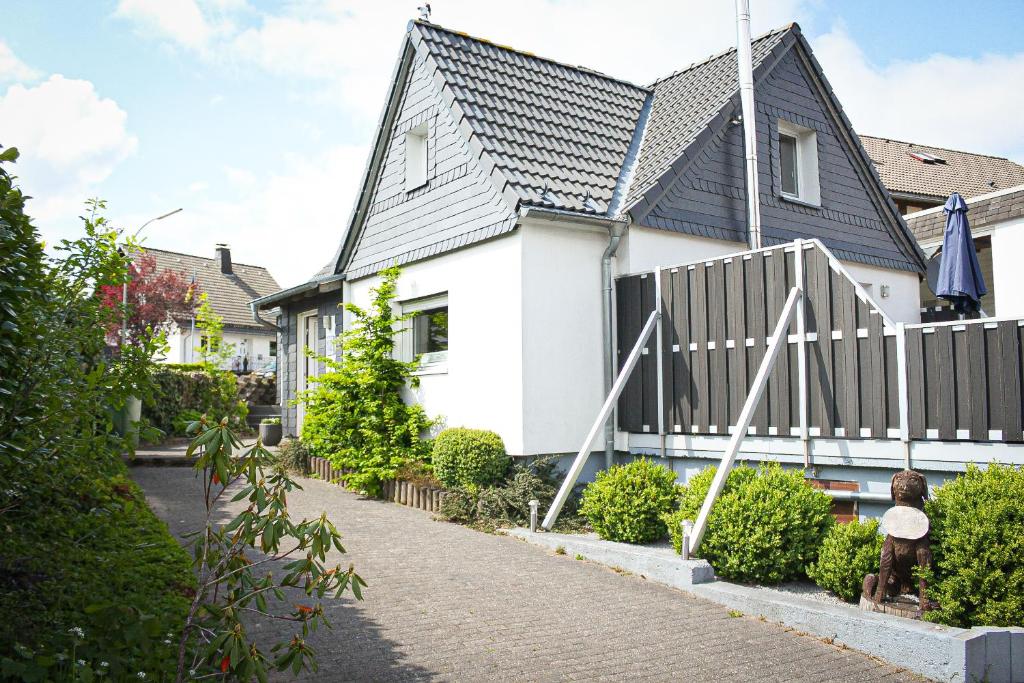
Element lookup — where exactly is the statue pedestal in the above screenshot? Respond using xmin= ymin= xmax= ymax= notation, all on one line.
xmin=859 ymin=595 xmax=922 ymax=620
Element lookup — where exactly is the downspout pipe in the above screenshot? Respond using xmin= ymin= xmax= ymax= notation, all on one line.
xmin=736 ymin=0 xmax=762 ymax=250
xmin=250 ymin=302 xmax=283 ymax=334
xmin=602 ymin=222 xmax=626 ymax=470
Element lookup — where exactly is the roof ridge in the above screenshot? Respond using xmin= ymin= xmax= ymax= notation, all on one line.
xmin=859 ymin=134 xmax=1022 ymax=164
xmin=413 ymin=20 xmax=651 ymax=92
xmin=141 ymin=246 xmax=274 ymax=272
xmin=647 ymin=22 xmax=796 ymax=88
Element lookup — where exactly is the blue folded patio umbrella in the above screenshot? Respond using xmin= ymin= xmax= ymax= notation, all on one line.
xmin=935 ymin=192 xmax=988 ymax=315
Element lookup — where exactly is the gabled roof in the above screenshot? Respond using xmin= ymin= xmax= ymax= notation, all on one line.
xmin=624 ymin=26 xmax=792 ymax=209
xmin=860 ymin=135 xmax=1024 ymax=202
xmin=331 ymin=19 xmax=924 ymax=276
xmin=143 ymin=247 xmax=280 ymax=331
xmin=904 ymin=184 xmax=1024 ymax=244
xmin=415 ymin=22 xmax=650 ymax=215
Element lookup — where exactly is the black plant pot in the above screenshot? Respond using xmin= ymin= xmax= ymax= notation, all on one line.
xmin=259 ymin=422 xmax=282 ymax=447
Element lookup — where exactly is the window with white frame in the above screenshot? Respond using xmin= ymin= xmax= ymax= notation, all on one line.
xmin=405 ymin=122 xmax=429 ymax=192
xmin=401 ymin=293 xmax=448 ymax=368
xmin=777 ymin=119 xmax=820 ymax=205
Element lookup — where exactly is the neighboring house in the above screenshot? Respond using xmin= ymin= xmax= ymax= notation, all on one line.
xmin=146 ymin=245 xmax=281 ymax=370
xmin=860 ymin=135 xmax=1024 ymax=319
xmin=253 ymin=18 xmax=925 ymax=463
xmin=904 ymin=184 xmax=1024 ymax=319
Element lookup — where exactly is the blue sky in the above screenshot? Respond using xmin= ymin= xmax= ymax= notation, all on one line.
xmin=2 ymin=0 xmax=1022 ymax=287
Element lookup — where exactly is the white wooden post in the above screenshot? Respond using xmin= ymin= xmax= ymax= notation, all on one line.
xmin=895 ymin=321 xmax=911 ymax=470
xmin=655 ymin=267 xmax=666 ymax=447
xmin=542 ymin=309 xmax=660 ymax=531
xmin=690 ymin=286 xmax=802 ymax=554
xmin=794 ymin=240 xmax=810 ymax=467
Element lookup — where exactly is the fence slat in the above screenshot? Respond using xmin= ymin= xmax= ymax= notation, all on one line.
xmin=907 ymin=328 xmax=926 ymax=439
xmin=693 ymin=264 xmax=709 ymax=432
xmin=967 ymin=324 xmax=987 ymax=441
xmin=641 ymin=276 xmax=658 ymax=431
xmin=748 ymin=254 xmax=769 ymax=434
xmin=709 ymin=261 xmax=728 ymax=433
xmin=660 ymin=272 xmax=674 ymax=433
xmin=999 ymin=321 xmax=1023 ymax=441
xmin=727 ymin=257 xmax=747 ymax=429
xmin=768 ymin=252 xmax=791 ymax=433
xmin=673 ymin=270 xmax=692 ymax=433
xmin=936 ymin=326 xmax=956 ymax=440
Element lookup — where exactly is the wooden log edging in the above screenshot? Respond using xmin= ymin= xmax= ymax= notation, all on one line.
xmin=306 ymin=457 xmax=448 ymax=513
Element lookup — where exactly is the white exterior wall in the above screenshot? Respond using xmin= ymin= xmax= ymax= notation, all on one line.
xmin=843 ymin=261 xmax=921 ymax=323
xmin=155 ymin=323 xmax=275 ymax=369
xmin=617 ymin=226 xmax=740 ymax=275
xmin=991 ymin=216 xmax=1024 ymax=319
xmin=344 ymin=233 xmax=526 ymax=453
xmin=519 ymin=219 xmax=609 ymax=455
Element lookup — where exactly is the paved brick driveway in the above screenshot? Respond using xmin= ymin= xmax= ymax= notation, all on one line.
xmin=133 ymin=468 xmax=925 ymax=682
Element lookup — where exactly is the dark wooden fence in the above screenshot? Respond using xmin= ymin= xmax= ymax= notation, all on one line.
xmin=615 ymin=241 xmax=1024 ymax=444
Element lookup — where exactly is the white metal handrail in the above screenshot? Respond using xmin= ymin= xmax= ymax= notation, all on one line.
xmin=542 ymin=309 xmax=660 ymax=531
xmin=689 ymin=286 xmax=802 ymax=554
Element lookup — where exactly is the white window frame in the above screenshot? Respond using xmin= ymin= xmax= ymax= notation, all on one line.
xmin=405 ymin=122 xmax=429 ymax=192
xmin=295 ymin=309 xmax=319 ymax=432
xmin=778 ymin=119 xmax=820 ymax=206
xmin=399 ymin=292 xmax=448 ymax=375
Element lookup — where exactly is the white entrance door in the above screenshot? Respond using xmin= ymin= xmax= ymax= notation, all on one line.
xmin=295 ymin=311 xmax=319 ymax=434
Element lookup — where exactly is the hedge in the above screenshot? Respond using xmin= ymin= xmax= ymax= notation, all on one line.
xmin=143 ymin=365 xmax=247 ymax=436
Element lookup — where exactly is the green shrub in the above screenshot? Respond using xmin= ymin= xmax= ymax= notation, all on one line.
xmin=438 ymin=488 xmax=478 ymax=524
xmin=807 ymin=519 xmax=883 ymax=602
xmin=144 ymin=365 xmax=247 ymax=435
xmin=922 ymin=464 xmax=1024 ymax=627
xmin=662 ymin=465 xmax=755 ymax=553
xmin=301 ymin=268 xmax=436 ymax=496
xmin=667 ymin=463 xmax=833 ymax=584
xmin=432 ymin=428 xmax=509 ymax=489
xmin=273 ymin=438 xmax=310 ymax=474
xmin=580 ymin=458 xmax=679 ymax=544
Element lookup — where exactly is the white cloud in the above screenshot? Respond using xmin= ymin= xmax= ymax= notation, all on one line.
xmin=0 ymin=75 xmax=137 ymax=225
xmin=0 ymin=41 xmax=41 ymax=83
xmin=811 ymin=25 xmax=1024 ymax=162
xmin=114 ymin=0 xmax=215 ymax=50
xmin=127 ymin=144 xmax=368 ymax=287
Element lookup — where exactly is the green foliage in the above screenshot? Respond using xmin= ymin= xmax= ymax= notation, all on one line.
xmin=580 ymin=459 xmax=679 ymax=544
xmin=807 ymin=519 xmax=884 ymax=602
xmin=143 ymin=365 xmax=247 ymax=436
xmin=432 ymin=427 xmax=509 ymax=489
xmin=301 ymin=267 xmax=436 ymax=496
xmin=0 ymin=149 xmax=192 ymax=679
xmin=273 ymin=438 xmax=311 ymax=475
xmin=179 ymin=417 xmax=366 ymax=679
xmin=922 ymin=464 xmax=1024 ymax=628
xmin=662 ymin=465 xmax=754 ymax=553
xmin=261 ymin=417 xmax=281 ymax=425
xmin=194 ymin=292 xmax=233 ymax=369
xmin=666 ymin=464 xmax=833 ymax=584
xmin=436 ymin=457 xmax=583 ymax=532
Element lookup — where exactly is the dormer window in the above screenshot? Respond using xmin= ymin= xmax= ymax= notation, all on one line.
xmin=405 ymin=122 xmax=428 ymax=191
xmin=778 ymin=120 xmax=820 ymax=206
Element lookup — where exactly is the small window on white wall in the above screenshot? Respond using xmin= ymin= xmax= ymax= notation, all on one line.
xmin=405 ymin=122 xmax=428 ymax=192
xmin=778 ymin=119 xmax=820 ymax=206
xmin=400 ymin=292 xmax=448 ymax=370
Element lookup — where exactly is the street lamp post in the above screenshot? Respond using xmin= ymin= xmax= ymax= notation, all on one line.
xmin=121 ymin=208 xmax=183 ymax=347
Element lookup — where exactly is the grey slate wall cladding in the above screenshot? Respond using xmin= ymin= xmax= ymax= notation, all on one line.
xmin=278 ymin=292 xmax=343 ymax=438
xmin=640 ymin=48 xmax=918 ymax=272
xmin=906 ymin=187 xmax=1024 ymax=243
xmin=345 ymin=46 xmax=517 ymax=279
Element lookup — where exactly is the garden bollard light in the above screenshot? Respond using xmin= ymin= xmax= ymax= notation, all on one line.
xmin=529 ymin=499 xmax=539 ymax=532
xmin=680 ymin=520 xmax=694 ymax=560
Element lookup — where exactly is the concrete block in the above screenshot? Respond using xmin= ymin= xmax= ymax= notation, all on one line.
xmin=1011 ymin=627 xmax=1024 ymax=683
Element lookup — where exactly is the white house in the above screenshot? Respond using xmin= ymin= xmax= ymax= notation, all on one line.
xmin=145 ymin=245 xmax=281 ymax=371
xmin=252 ymin=16 xmax=926 ymax=480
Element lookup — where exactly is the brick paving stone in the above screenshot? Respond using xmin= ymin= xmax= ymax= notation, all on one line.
xmin=132 ymin=468 xmax=930 ymax=682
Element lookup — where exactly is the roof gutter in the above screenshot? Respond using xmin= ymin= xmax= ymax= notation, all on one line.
xmin=248 ymin=273 xmax=346 ymax=333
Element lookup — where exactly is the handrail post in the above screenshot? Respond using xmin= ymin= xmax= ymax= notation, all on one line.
xmin=542 ymin=309 xmax=660 ymax=531
xmin=896 ymin=321 xmax=911 ymax=469
xmin=690 ymin=286 xmax=802 ymax=554
xmin=655 ymin=267 xmax=666 ymax=456
xmin=794 ymin=240 xmax=810 ymax=467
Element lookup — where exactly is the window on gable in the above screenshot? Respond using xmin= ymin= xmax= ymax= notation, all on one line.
xmin=405 ymin=122 xmax=429 ymax=192
xmin=778 ymin=120 xmax=821 ymax=206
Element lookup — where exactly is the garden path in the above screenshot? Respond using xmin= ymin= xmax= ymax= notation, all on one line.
xmin=133 ymin=467 xmax=926 ymax=682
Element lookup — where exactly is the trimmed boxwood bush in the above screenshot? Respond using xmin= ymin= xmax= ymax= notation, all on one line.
xmin=664 ymin=463 xmax=833 ymax=584
xmin=432 ymin=428 xmax=509 ymax=489
xmin=580 ymin=458 xmax=679 ymax=544
xmin=922 ymin=464 xmax=1024 ymax=627
xmin=807 ymin=519 xmax=884 ymax=602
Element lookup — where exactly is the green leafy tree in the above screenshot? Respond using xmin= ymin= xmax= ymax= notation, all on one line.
xmin=177 ymin=417 xmax=365 ymax=681
xmin=301 ymin=267 xmax=436 ymax=496
xmin=195 ymin=292 xmax=234 ymax=369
